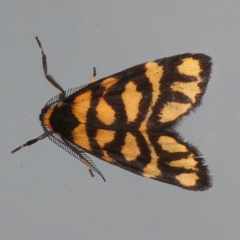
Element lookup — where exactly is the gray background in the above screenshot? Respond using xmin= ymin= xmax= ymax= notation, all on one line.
xmin=1 ymin=1 xmax=239 ymax=239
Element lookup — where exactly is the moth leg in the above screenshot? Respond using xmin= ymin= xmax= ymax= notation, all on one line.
xmin=35 ymin=36 xmax=65 ymax=99
xmin=90 ymin=67 xmax=96 ymax=83
xmin=82 ymin=158 xmax=95 ymax=177
xmin=60 ymin=138 xmax=106 ymax=181
xmin=12 ymin=131 xmax=53 ymax=153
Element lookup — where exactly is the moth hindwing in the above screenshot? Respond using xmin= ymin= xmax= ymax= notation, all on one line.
xmin=12 ymin=37 xmax=212 ymax=191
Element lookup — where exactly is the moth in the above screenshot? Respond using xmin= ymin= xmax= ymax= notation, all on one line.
xmin=12 ymin=37 xmax=212 ymax=191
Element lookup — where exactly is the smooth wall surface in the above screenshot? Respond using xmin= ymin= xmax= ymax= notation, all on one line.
xmin=1 ymin=1 xmax=239 ymax=239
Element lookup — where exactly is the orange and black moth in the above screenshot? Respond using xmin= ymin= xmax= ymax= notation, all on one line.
xmin=12 ymin=37 xmax=212 ymax=191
